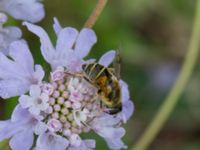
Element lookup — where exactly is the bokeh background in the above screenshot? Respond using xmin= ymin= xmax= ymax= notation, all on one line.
xmin=1 ymin=0 xmax=200 ymax=149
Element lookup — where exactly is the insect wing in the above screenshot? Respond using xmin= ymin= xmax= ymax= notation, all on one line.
xmin=113 ymin=50 xmax=121 ymax=79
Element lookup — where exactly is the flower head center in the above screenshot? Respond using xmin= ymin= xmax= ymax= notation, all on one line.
xmin=42 ymin=67 xmax=101 ymax=137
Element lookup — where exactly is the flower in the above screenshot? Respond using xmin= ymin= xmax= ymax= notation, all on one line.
xmin=0 ymin=40 xmax=44 ymax=98
xmin=0 ymin=0 xmax=45 ymax=54
xmin=0 ymin=105 xmax=46 ymax=150
xmin=117 ymin=80 xmax=134 ymax=123
xmin=23 ymin=19 xmax=97 ymax=72
xmin=0 ymin=19 xmax=134 ymax=150
xmin=19 ymin=85 xmax=49 ymax=116
xmin=35 ymin=132 xmax=69 ymax=150
xmin=68 ymin=139 xmax=95 ymax=150
xmin=90 ymin=114 xmax=127 ymax=149
xmin=0 ymin=13 xmax=22 ymax=55
xmin=0 ymin=0 xmax=45 ymax=23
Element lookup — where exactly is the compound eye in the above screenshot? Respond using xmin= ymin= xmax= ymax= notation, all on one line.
xmin=104 ymin=107 xmax=121 ymax=115
xmin=82 ymin=64 xmax=87 ymax=71
xmin=97 ymin=89 xmax=102 ymax=94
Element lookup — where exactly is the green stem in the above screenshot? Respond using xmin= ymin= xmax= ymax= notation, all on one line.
xmin=0 ymin=140 xmax=9 ymax=150
xmin=132 ymin=1 xmax=200 ymax=150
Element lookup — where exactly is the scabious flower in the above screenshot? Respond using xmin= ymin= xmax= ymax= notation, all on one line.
xmin=0 ymin=18 xmax=134 ymax=150
xmin=0 ymin=0 xmax=45 ymax=23
xmin=0 ymin=13 xmax=22 ymax=55
xmin=0 ymin=38 xmax=44 ymax=98
xmin=0 ymin=0 xmax=45 ymax=54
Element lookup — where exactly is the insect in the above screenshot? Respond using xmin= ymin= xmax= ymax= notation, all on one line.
xmin=82 ymin=52 xmax=122 ymax=114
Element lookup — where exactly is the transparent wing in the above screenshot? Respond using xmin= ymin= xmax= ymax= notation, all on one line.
xmin=113 ymin=50 xmax=121 ymax=79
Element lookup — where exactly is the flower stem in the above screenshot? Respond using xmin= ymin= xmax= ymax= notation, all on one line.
xmin=84 ymin=0 xmax=108 ymax=28
xmin=0 ymin=140 xmax=9 ymax=150
xmin=132 ymin=1 xmax=200 ymax=150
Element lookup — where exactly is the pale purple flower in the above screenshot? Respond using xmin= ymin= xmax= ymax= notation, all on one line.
xmin=35 ymin=132 xmax=69 ymax=150
xmin=68 ymin=139 xmax=95 ymax=150
xmin=51 ymin=66 xmax=65 ymax=81
xmin=0 ymin=19 xmax=134 ymax=150
xmin=19 ymin=85 xmax=49 ymax=116
xmin=68 ymin=134 xmax=95 ymax=150
xmin=53 ymin=18 xmax=62 ymax=35
xmin=0 ymin=0 xmax=45 ymax=23
xmin=23 ymin=20 xmax=97 ymax=72
xmin=73 ymin=108 xmax=89 ymax=126
xmin=99 ymin=50 xmax=117 ymax=67
xmin=41 ymin=83 xmax=54 ymax=95
xmin=68 ymin=78 xmax=85 ymax=102
xmin=0 ymin=0 xmax=45 ymax=54
xmin=0 ymin=13 xmax=22 ymax=55
xmin=90 ymin=114 xmax=127 ymax=149
xmin=0 ymin=40 xmax=44 ymax=98
xmin=47 ymin=119 xmax=62 ymax=132
xmin=0 ymin=105 xmax=45 ymax=150
xmin=117 ymin=80 xmax=134 ymax=123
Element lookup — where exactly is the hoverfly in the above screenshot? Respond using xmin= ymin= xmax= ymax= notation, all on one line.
xmin=82 ymin=51 xmax=122 ymax=114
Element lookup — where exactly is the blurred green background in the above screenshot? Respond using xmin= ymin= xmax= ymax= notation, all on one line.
xmin=1 ymin=0 xmax=200 ymax=149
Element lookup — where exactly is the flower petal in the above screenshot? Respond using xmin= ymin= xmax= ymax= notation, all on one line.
xmin=69 ymin=133 xmax=82 ymax=147
xmin=97 ymin=127 xmax=126 ymax=150
xmin=90 ymin=114 xmax=126 ymax=150
xmin=56 ymin=27 xmax=78 ymax=52
xmin=9 ymin=40 xmax=34 ymax=74
xmin=85 ymin=58 xmax=96 ymax=64
xmin=0 ymin=120 xmax=13 ymax=140
xmin=92 ymin=113 xmax=121 ymax=127
xmin=30 ymin=85 xmax=41 ymax=97
xmin=83 ymin=139 xmax=96 ymax=149
xmin=69 ymin=139 xmax=95 ymax=150
xmin=0 ymin=44 xmax=42 ymax=99
xmin=36 ymin=132 xmax=69 ymax=150
xmin=105 ymin=137 xmax=127 ymax=150
xmin=96 ymin=123 xmax=125 ymax=138
xmin=0 ymin=120 xmax=22 ymax=141
xmin=34 ymin=122 xmax=47 ymax=135
xmin=98 ymin=50 xmax=116 ymax=67
xmin=118 ymin=80 xmax=134 ymax=122
xmin=0 ymin=26 xmax=22 ymax=55
xmin=2 ymin=0 xmax=45 ymax=22
xmin=0 ymin=79 xmax=29 ymax=99
xmin=19 ymin=95 xmax=33 ymax=109
xmin=9 ymin=129 xmax=34 ymax=150
xmin=33 ymin=65 xmax=45 ymax=84
xmin=51 ymin=27 xmax=79 ymax=69
xmin=53 ymin=17 xmax=62 ymax=36
xmin=74 ymin=28 xmax=97 ymax=58
xmin=66 ymin=51 xmax=84 ymax=72
xmin=29 ymin=107 xmax=40 ymax=116
xmin=11 ymin=104 xmax=30 ymax=122
xmin=0 ymin=52 xmax=28 ymax=79
xmin=119 ymin=99 xmax=134 ymax=123
xmin=120 ymin=80 xmax=129 ymax=101
xmin=23 ymin=22 xmax=55 ymax=64
xmin=4 ymin=26 xmax=22 ymax=39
